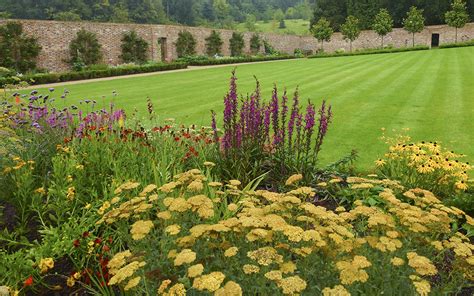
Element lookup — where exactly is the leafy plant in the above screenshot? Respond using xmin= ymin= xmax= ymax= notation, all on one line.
xmin=229 ymin=32 xmax=245 ymax=57
xmin=175 ymin=31 xmax=196 ymax=58
xmin=69 ymin=29 xmax=103 ymax=67
xmin=340 ymin=15 xmax=361 ymax=52
xmin=372 ymin=9 xmax=394 ymax=48
xmin=403 ymin=7 xmax=425 ymax=47
xmin=0 ymin=22 xmax=41 ymax=73
xmin=119 ymin=31 xmax=149 ymax=64
xmin=310 ymin=17 xmax=333 ymax=50
xmin=445 ymin=0 xmax=469 ymax=43
xmin=249 ymin=34 xmax=261 ymax=55
xmin=205 ymin=30 xmax=223 ymax=57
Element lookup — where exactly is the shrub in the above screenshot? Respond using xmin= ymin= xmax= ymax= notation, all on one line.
xmin=308 ymin=45 xmax=429 ymax=59
xmin=175 ymin=31 xmax=196 ymax=58
xmin=0 ymin=66 xmax=12 ymax=77
xmin=211 ymin=71 xmax=332 ymax=185
xmin=176 ymin=55 xmax=296 ymax=66
xmin=205 ymin=30 xmax=223 ymax=57
xmin=439 ymin=39 xmax=474 ymax=48
xmin=250 ymin=34 xmax=261 ymax=55
xmin=69 ymin=29 xmax=103 ymax=67
xmin=229 ymin=32 xmax=245 ymax=57
xmin=120 ymin=31 xmax=149 ymax=64
xmin=0 ymin=22 xmax=41 ymax=73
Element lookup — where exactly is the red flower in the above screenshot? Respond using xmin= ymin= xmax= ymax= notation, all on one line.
xmin=174 ymin=137 xmax=181 ymax=142
xmin=15 ymin=96 xmax=21 ymax=104
xmin=24 ymin=275 xmax=33 ymax=287
xmin=108 ymin=236 xmax=113 ymax=244
xmin=82 ymin=231 xmax=90 ymax=238
xmin=103 ymin=245 xmax=110 ymax=252
xmin=94 ymin=238 xmax=102 ymax=245
xmin=73 ymin=239 xmax=80 ymax=248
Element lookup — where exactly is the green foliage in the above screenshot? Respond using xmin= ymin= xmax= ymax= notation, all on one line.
xmin=120 ymin=31 xmax=149 ymax=64
xmin=68 ymin=29 xmax=103 ymax=67
xmin=250 ymin=34 xmax=261 ymax=54
xmin=229 ymin=32 xmax=245 ymax=56
xmin=176 ymin=55 xmax=295 ymax=66
xmin=0 ymin=66 xmax=12 ymax=77
xmin=0 ymin=62 xmax=187 ymax=87
xmin=175 ymin=31 xmax=196 ymax=58
xmin=445 ymin=0 xmax=470 ymax=42
xmin=372 ymin=9 xmax=394 ymax=47
xmin=205 ymin=30 xmax=223 ymax=56
xmin=439 ymin=38 xmax=474 ymax=48
xmin=311 ymin=17 xmax=334 ymax=50
xmin=340 ymin=15 xmax=361 ymax=51
xmin=244 ymin=14 xmax=257 ymax=31
xmin=0 ymin=22 xmax=41 ymax=73
xmin=403 ymin=6 xmax=426 ymax=46
xmin=53 ymin=11 xmax=82 ymax=21
xmin=309 ymin=45 xmax=430 ymax=59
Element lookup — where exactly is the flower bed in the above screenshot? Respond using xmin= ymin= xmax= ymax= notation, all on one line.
xmin=177 ymin=55 xmax=297 ymax=66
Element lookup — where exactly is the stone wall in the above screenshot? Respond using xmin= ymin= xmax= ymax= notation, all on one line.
xmin=0 ymin=19 xmax=473 ymax=73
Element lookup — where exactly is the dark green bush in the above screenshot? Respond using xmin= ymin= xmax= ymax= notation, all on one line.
xmin=205 ymin=30 xmax=223 ymax=57
xmin=308 ymin=45 xmax=430 ymax=59
xmin=69 ymin=29 xmax=103 ymax=67
xmin=250 ymin=34 xmax=261 ymax=55
xmin=439 ymin=39 xmax=474 ymax=48
xmin=229 ymin=32 xmax=245 ymax=56
xmin=176 ymin=55 xmax=296 ymax=66
xmin=0 ymin=62 xmax=187 ymax=87
xmin=0 ymin=22 xmax=41 ymax=73
xmin=120 ymin=31 xmax=149 ymax=64
xmin=175 ymin=31 xmax=196 ymax=58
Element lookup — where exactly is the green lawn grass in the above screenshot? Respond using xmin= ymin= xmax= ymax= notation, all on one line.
xmin=236 ymin=19 xmax=311 ymax=36
xmin=34 ymin=47 xmax=474 ymax=170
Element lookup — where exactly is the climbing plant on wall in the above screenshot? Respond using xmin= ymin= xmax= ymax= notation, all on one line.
xmin=0 ymin=22 xmax=41 ymax=72
xmin=69 ymin=29 xmax=103 ymax=68
xmin=175 ymin=31 xmax=196 ymax=58
xmin=205 ymin=30 xmax=223 ymax=56
xmin=120 ymin=31 xmax=149 ymax=64
xmin=229 ymin=32 xmax=245 ymax=56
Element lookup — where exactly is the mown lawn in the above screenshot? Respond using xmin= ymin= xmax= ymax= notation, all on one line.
xmin=34 ymin=47 xmax=474 ymax=170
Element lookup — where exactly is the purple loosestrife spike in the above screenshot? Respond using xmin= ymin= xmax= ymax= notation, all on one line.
xmin=271 ymin=86 xmax=280 ymax=145
xmin=305 ymin=103 xmax=316 ymax=131
xmin=211 ymin=110 xmax=219 ymax=143
xmin=263 ymin=104 xmax=271 ymax=143
xmin=280 ymin=90 xmax=288 ymax=149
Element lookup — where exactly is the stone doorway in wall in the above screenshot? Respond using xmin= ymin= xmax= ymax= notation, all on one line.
xmin=158 ymin=38 xmax=168 ymax=62
xmin=431 ymin=34 xmax=440 ymax=47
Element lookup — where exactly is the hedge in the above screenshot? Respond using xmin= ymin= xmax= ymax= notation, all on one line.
xmin=0 ymin=62 xmax=188 ymax=87
xmin=308 ymin=45 xmax=430 ymax=59
xmin=177 ymin=55 xmax=297 ymax=66
xmin=438 ymin=39 xmax=474 ymax=49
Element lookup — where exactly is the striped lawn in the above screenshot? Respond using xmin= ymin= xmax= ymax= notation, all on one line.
xmin=35 ymin=47 xmax=474 ymax=170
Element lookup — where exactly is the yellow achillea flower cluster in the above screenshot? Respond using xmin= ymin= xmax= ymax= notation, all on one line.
xmin=406 ymin=252 xmax=437 ymax=276
xmin=285 ymin=174 xmax=303 ymax=186
xmin=174 ymin=249 xmax=197 ymax=266
xmin=242 ymin=264 xmax=260 ymax=274
xmin=215 ymin=281 xmax=242 ymax=296
xmin=224 ymin=246 xmax=238 ymax=257
xmin=336 ymin=256 xmax=372 ymax=285
xmin=130 ymin=220 xmax=154 ymax=240
xmin=277 ymin=276 xmax=307 ymax=295
xmin=247 ymin=247 xmax=283 ymax=266
xmin=187 ymin=264 xmax=204 ymax=278
xmin=107 ymin=250 xmax=146 ymax=288
xmin=322 ymin=285 xmax=351 ymax=296
xmin=409 ymin=275 xmax=431 ymax=296
xmin=192 ymin=272 xmax=226 ymax=292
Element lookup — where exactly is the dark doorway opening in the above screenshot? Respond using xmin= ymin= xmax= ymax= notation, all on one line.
xmin=431 ymin=34 xmax=440 ymax=47
xmin=160 ymin=38 xmax=167 ymax=62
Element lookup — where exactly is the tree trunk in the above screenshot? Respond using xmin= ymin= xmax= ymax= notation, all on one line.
xmin=412 ymin=33 xmax=415 ymax=47
xmin=321 ymin=40 xmax=324 ymax=51
xmin=455 ymin=27 xmax=458 ymax=43
xmin=381 ymin=35 xmax=384 ymax=48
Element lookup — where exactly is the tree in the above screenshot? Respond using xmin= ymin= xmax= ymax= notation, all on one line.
xmin=110 ymin=5 xmax=130 ymax=23
xmin=310 ymin=17 xmax=333 ymax=51
xmin=250 ymin=34 xmax=261 ymax=55
xmin=69 ymin=29 xmax=103 ymax=66
xmin=120 ymin=31 xmax=149 ymax=64
xmin=205 ymin=30 xmax=223 ymax=56
xmin=0 ymin=22 xmax=41 ymax=72
xmin=175 ymin=31 xmax=196 ymax=57
xmin=372 ymin=9 xmax=394 ymax=47
xmin=53 ymin=11 xmax=82 ymax=22
xmin=245 ymin=14 xmax=257 ymax=31
xmin=229 ymin=32 xmax=245 ymax=56
xmin=340 ymin=15 xmax=360 ymax=52
xmin=445 ymin=0 xmax=469 ymax=43
xmin=403 ymin=6 xmax=425 ymax=47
